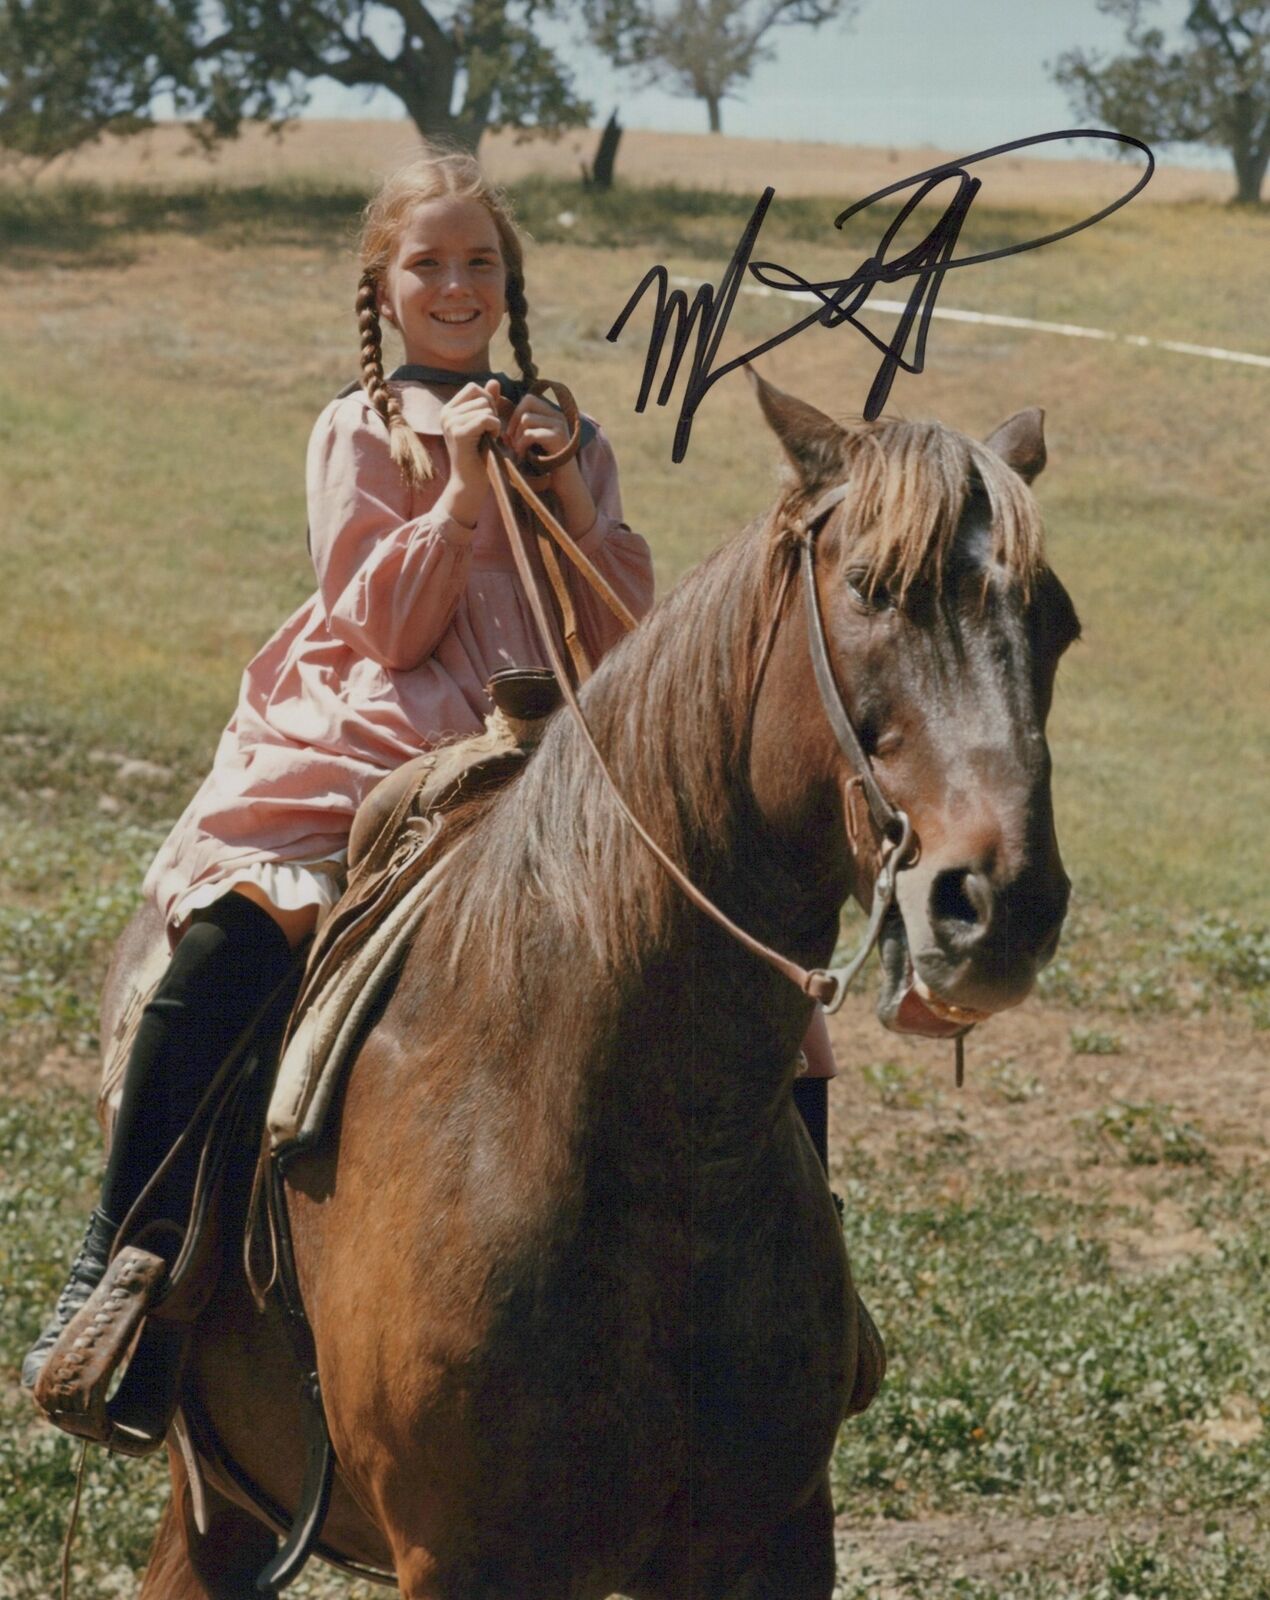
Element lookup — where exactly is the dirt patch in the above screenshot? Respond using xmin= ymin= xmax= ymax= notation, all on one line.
xmin=826 ymin=989 xmax=1268 ymax=1209
xmin=834 ymin=1509 xmax=1258 ymax=1593
xmin=1105 ymin=1195 xmax=1221 ymax=1274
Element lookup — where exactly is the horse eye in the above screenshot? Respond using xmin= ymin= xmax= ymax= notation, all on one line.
xmin=846 ymin=569 xmax=893 ymax=611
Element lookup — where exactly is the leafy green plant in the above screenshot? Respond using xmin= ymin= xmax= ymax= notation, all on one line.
xmin=1038 ymin=908 xmax=1268 ymax=1024
xmin=986 ymin=1056 xmax=1045 ymax=1102
xmin=831 ymin=1531 xmax=1270 ymax=1600
xmin=1179 ymin=913 xmax=1270 ymax=992
xmin=1069 ymin=1027 xmax=1123 ymax=1057
xmin=859 ymin=1058 xmax=925 ymax=1110
xmin=834 ymin=1164 xmax=1268 ymax=1527
xmin=1083 ymin=1100 xmax=1211 ymax=1169
xmin=0 ymin=817 xmax=161 ymax=1050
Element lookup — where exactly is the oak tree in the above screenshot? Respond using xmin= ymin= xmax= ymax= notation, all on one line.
xmin=584 ymin=0 xmax=859 ymax=134
xmin=1053 ymin=0 xmax=1270 ymax=203
xmin=0 ymin=0 xmax=591 ymax=167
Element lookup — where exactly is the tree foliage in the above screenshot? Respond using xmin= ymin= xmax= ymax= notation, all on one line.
xmin=1053 ymin=0 xmax=1270 ymax=203
xmin=0 ymin=0 xmax=591 ymax=167
xmin=584 ymin=0 xmax=858 ymax=134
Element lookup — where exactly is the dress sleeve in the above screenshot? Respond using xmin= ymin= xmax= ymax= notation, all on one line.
xmin=306 ymin=397 xmax=476 ymax=673
xmin=567 ymin=423 xmax=656 ymax=660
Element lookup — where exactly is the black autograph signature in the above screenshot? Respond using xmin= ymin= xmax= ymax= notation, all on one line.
xmin=607 ymin=130 xmax=1154 ymax=463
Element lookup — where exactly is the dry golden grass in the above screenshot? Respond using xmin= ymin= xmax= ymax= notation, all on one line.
xmin=1 ymin=134 xmax=1266 ymax=918
xmin=24 ymin=119 xmax=1228 ymax=206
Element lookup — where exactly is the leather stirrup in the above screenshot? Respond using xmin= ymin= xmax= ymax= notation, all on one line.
xmin=32 ymin=1247 xmax=179 ymax=1456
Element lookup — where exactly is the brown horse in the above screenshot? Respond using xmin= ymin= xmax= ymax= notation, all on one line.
xmin=110 ymin=377 xmax=1078 ymax=1598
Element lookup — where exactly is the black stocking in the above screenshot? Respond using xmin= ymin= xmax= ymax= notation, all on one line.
xmin=792 ymin=1075 xmax=828 ymax=1172
xmin=101 ymin=892 xmax=294 ymax=1228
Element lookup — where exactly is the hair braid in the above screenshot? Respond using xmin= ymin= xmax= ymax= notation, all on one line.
xmin=505 ymin=274 xmax=539 ymax=390
xmin=356 ymin=270 xmax=433 ymax=486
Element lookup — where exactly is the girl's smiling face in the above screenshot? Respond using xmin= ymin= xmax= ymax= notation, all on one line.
xmin=379 ymin=196 xmax=508 ymax=372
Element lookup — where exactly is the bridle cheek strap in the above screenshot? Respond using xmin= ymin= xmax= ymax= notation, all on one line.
xmin=798 ymin=482 xmax=904 ymax=840
xmin=791 ymin=479 xmax=915 ymax=1010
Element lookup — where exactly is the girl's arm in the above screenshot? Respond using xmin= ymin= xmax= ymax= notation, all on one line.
xmin=307 ymin=397 xmax=476 ymax=672
xmin=565 ymin=425 xmax=656 ymax=658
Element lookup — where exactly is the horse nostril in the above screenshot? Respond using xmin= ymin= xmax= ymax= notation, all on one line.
xmin=930 ymin=868 xmax=992 ymax=934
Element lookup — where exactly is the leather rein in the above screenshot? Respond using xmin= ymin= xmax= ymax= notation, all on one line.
xmin=487 ymin=382 xmax=914 ymax=1014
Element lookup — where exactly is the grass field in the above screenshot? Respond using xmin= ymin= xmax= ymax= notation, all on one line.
xmin=1 ymin=127 xmax=1266 ymax=1596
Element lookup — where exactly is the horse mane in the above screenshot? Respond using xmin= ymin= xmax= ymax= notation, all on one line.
xmin=431 ymin=416 xmax=1046 ymax=992
xmin=784 ymin=417 xmax=1046 ymax=600
xmin=436 ymin=524 xmax=770 ymax=990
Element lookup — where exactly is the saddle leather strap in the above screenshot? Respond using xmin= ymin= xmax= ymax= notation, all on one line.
xmin=509 ymin=379 xmax=597 ymax=686
xmin=252 ymin=1158 xmax=336 ymax=1593
xmin=534 ymin=520 xmax=592 ymax=686
xmin=496 ymin=376 xmax=639 ymax=641
xmin=499 ymin=446 xmax=641 ymax=632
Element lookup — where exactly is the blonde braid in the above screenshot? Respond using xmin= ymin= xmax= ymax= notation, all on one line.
xmin=356 ymin=270 xmax=433 ymax=486
xmin=505 ymin=274 xmax=539 ymax=390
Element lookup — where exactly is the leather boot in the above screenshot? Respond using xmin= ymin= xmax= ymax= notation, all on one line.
xmin=22 ymin=892 xmax=294 ymax=1395
xmin=21 ymin=1207 xmax=118 ymax=1390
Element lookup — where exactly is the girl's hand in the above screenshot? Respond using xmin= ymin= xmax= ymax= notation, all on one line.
xmin=506 ymin=392 xmax=597 ymax=540
xmin=505 ymin=392 xmax=574 ymax=468
xmin=436 ymin=380 xmax=501 ymax=528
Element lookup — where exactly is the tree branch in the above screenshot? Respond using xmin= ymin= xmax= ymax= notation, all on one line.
xmin=276 ymin=2 xmax=397 ymax=87
xmin=381 ymin=0 xmax=451 ymax=56
xmin=1188 ymin=0 xmax=1245 ymax=70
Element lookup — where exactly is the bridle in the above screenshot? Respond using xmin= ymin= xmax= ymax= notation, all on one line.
xmin=485 ymin=384 xmax=916 ymax=1014
xmin=790 ymin=482 xmax=915 ymax=1010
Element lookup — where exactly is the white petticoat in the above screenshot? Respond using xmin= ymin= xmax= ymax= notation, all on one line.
xmin=167 ymin=854 xmax=348 ymax=941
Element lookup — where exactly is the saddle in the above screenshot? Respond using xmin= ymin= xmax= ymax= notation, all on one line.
xmin=321 ymin=667 xmax=558 ymax=972
xmin=32 ymin=668 xmax=562 ymax=1460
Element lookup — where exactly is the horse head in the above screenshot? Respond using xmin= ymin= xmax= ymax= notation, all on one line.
xmin=751 ymin=372 xmax=1080 ymax=1039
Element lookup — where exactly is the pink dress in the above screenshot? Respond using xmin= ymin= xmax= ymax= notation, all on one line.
xmin=143 ymin=377 xmax=656 ymax=938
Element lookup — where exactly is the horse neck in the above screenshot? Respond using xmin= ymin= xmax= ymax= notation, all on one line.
xmin=459 ymin=524 xmax=846 ymax=1080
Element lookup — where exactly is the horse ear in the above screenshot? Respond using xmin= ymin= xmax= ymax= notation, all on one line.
xmin=747 ymin=366 xmax=845 ymax=487
xmin=984 ymin=407 xmax=1047 ymax=483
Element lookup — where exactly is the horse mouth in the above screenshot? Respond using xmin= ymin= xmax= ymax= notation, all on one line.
xmin=876 ymin=904 xmax=992 ymax=1039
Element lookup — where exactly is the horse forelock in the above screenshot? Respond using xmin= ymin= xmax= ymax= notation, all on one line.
xmin=777 ymin=417 xmax=1046 ymax=601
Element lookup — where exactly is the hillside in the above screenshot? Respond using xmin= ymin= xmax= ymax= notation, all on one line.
xmin=30 ymin=119 xmax=1228 ymax=207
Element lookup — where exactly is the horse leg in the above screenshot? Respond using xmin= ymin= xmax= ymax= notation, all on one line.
xmin=724 ymin=1475 xmax=836 ymax=1600
xmin=623 ymin=1476 xmax=836 ymax=1600
xmin=138 ymin=1447 xmax=277 ymax=1600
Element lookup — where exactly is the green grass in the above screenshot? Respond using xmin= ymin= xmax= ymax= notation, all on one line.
xmin=835 ymin=1162 xmax=1268 ymax=1523
xmin=0 ymin=176 xmax=370 ymax=267
xmin=1 ymin=168 xmax=1267 ymax=1594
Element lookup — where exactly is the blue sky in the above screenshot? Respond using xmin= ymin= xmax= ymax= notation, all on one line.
xmin=301 ymin=0 xmax=1222 ymax=167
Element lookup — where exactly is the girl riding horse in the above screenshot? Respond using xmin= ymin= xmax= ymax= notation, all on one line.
xmin=24 ymin=150 xmax=840 ymax=1394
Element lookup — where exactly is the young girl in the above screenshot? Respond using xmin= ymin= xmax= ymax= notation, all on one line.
xmin=22 ymin=151 xmax=656 ymax=1388
xmin=23 ymin=150 xmax=837 ymax=1391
